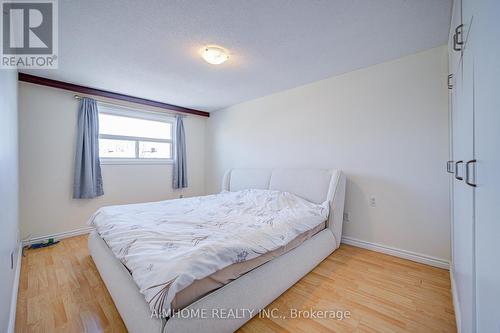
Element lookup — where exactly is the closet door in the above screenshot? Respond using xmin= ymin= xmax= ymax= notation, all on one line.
xmin=451 ymin=20 xmax=476 ymax=333
xmin=473 ymin=0 xmax=500 ymax=331
xmin=448 ymin=0 xmax=461 ymax=76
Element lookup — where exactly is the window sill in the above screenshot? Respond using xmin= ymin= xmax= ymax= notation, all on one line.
xmin=100 ymin=158 xmax=173 ymax=165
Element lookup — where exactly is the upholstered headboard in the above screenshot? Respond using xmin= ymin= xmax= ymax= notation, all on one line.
xmin=221 ymin=169 xmax=346 ymax=248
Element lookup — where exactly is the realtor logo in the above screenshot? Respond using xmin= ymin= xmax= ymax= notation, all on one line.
xmin=1 ymin=0 xmax=58 ymax=68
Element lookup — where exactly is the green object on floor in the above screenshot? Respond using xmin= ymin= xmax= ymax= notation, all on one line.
xmin=30 ymin=239 xmax=60 ymax=249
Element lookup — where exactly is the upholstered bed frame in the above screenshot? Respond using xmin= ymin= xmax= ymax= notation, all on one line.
xmin=88 ymin=169 xmax=346 ymax=333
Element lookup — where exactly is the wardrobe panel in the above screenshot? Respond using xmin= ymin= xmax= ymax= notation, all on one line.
xmin=473 ymin=0 xmax=500 ymax=331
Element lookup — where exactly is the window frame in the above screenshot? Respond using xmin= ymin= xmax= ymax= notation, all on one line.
xmin=97 ymin=103 xmax=175 ymax=165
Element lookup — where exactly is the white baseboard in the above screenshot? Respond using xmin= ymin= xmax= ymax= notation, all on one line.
xmin=23 ymin=226 xmax=94 ymax=246
xmin=341 ymin=236 xmax=450 ymax=269
xmin=450 ymin=267 xmax=462 ymax=333
xmin=7 ymin=242 xmax=23 ymax=333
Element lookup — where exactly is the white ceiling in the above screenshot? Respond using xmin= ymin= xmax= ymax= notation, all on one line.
xmin=22 ymin=0 xmax=452 ymax=112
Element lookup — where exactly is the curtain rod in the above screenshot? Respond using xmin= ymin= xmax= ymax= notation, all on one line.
xmin=74 ymin=95 xmax=185 ymax=117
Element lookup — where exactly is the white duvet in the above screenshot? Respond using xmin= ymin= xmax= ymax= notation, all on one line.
xmin=89 ymin=189 xmax=329 ymax=315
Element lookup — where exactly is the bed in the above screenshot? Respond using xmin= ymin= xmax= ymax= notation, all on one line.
xmin=88 ymin=168 xmax=346 ymax=333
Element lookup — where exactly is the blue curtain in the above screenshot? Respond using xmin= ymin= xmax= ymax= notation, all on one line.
xmin=173 ymin=115 xmax=188 ymax=189
xmin=73 ymin=98 xmax=104 ymax=198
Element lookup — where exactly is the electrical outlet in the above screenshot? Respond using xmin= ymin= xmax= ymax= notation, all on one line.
xmin=343 ymin=212 xmax=350 ymax=222
xmin=369 ymin=196 xmax=376 ymax=207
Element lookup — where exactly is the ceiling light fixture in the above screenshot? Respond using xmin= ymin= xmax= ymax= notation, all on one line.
xmin=201 ymin=46 xmax=229 ymax=65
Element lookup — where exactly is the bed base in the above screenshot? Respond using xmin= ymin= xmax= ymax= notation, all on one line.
xmin=89 ymin=229 xmax=336 ymax=333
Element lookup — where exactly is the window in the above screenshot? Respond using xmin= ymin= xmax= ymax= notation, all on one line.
xmin=98 ymin=104 xmax=174 ymax=164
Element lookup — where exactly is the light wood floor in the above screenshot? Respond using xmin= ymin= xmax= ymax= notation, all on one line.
xmin=15 ymin=235 xmax=456 ymax=333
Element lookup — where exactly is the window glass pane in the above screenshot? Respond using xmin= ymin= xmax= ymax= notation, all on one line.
xmin=99 ymin=113 xmax=171 ymax=140
xmin=99 ymin=139 xmax=136 ymax=158
xmin=139 ymin=141 xmax=171 ymax=159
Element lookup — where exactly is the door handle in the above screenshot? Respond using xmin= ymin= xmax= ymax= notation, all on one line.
xmin=453 ymin=24 xmax=464 ymax=51
xmin=455 ymin=160 xmax=463 ymax=180
xmin=448 ymin=74 xmax=453 ymax=89
xmin=466 ymin=160 xmax=477 ymax=187
xmin=447 ymin=160 xmax=454 ymax=173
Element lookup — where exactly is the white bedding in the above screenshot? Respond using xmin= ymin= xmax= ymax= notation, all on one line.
xmin=89 ymin=189 xmax=329 ymax=316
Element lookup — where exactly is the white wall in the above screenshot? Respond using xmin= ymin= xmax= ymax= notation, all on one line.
xmin=206 ymin=46 xmax=450 ymax=262
xmin=19 ymin=82 xmax=207 ymax=239
xmin=0 ymin=70 xmax=20 ymax=333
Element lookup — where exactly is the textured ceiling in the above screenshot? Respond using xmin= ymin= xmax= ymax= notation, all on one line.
xmin=22 ymin=0 xmax=452 ymax=112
